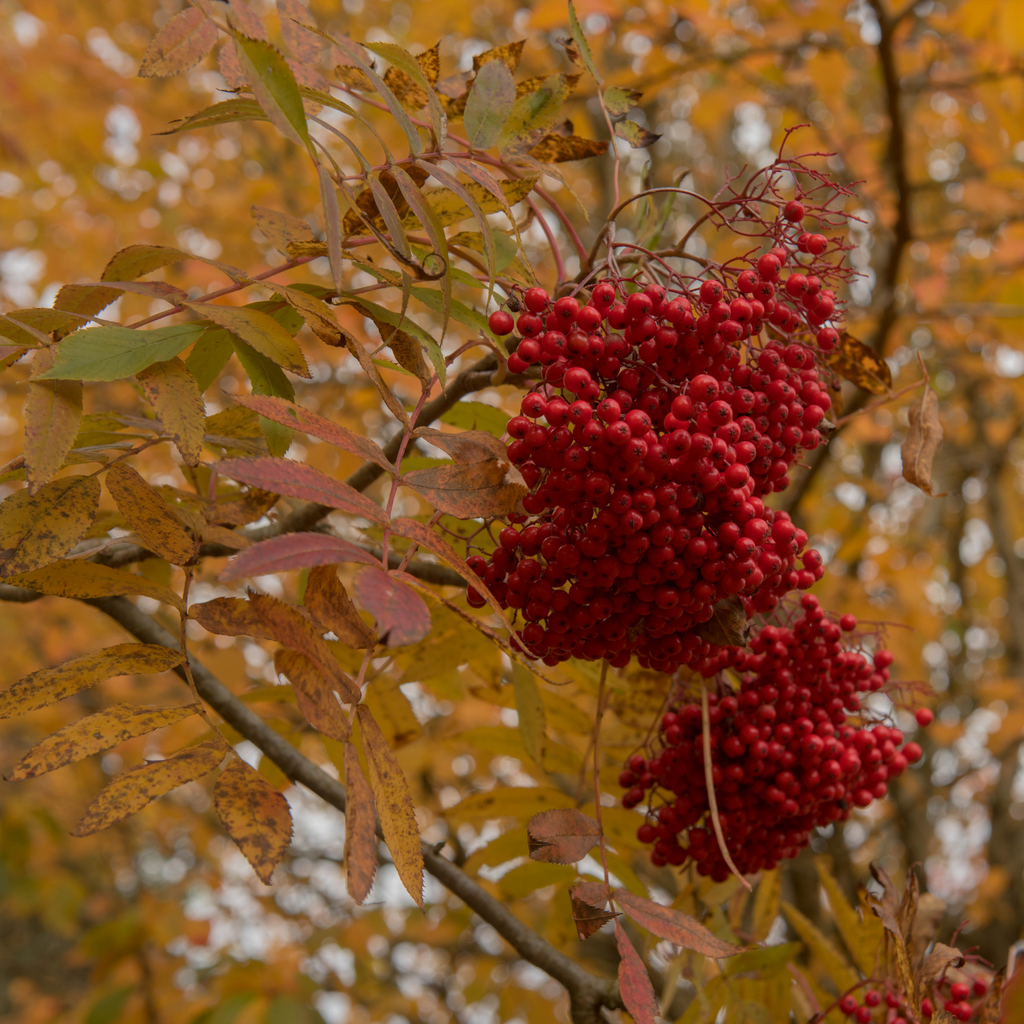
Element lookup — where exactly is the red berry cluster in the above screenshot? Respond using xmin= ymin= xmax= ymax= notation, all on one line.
xmin=619 ymin=597 xmax=927 ymax=880
xmin=473 ymin=243 xmax=840 ymax=671
xmin=838 ymin=976 xmax=988 ymax=1023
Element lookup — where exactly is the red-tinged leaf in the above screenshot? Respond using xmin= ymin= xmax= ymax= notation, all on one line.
xmin=571 ymin=879 xmax=613 ymax=909
xmin=570 ymin=889 xmax=618 ymax=940
xmin=0 ymin=643 xmax=184 ymax=720
xmin=304 ymin=565 xmax=377 ymax=649
xmin=343 ymin=740 xmax=378 ymax=904
xmin=274 ymin=649 xmax=352 ymax=741
xmin=105 ymin=462 xmax=197 ymax=565
xmin=23 ymin=347 xmax=83 ymax=494
xmin=220 ymin=533 xmax=379 ymax=582
xmin=352 ymin=566 xmax=431 ymax=647
xmin=215 ymin=457 xmax=389 ymax=525
xmin=185 ymin=302 xmax=310 ymax=378
xmin=226 ymin=0 xmax=266 ymax=39
xmin=4 ymin=559 xmax=184 ymax=611
xmin=357 ymin=706 xmax=423 ymax=907
xmin=615 ymin=921 xmax=660 ymax=1024
xmin=402 ymin=461 xmax=527 ymax=519
xmin=277 ymin=0 xmax=322 ymax=65
xmin=137 ymin=358 xmax=206 ymax=466
xmin=390 ymin=517 xmax=518 ymax=638
xmin=85 ymin=280 xmax=189 ymax=303
xmin=218 ymin=41 xmax=248 ymax=89
xmin=214 ymin=756 xmax=293 ymax=884
xmin=248 ymin=591 xmax=361 ymax=702
xmin=6 ymin=702 xmax=200 ymax=781
xmin=190 ymin=596 xmax=278 ymax=640
xmin=139 ymin=8 xmax=219 ymax=77
xmin=613 ymin=889 xmax=744 ymax=957
xmin=72 ymin=739 xmax=227 ymax=836
xmin=232 ymin=395 xmax=395 ymax=474
xmin=527 ymin=808 xmax=601 ymax=864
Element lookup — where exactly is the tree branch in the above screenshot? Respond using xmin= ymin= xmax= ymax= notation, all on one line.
xmin=82 ymin=595 xmax=621 ymax=1024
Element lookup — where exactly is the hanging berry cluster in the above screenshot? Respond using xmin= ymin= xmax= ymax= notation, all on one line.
xmin=469 ymin=203 xmax=845 ymax=672
xmin=620 ymin=596 xmax=929 ymax=881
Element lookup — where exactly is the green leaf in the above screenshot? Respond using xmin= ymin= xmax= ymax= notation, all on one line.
xmin=410 ymin=286 xmax=493 ymax=349
xmin=497 ymin=75 xmax=568 ymax=151
xmin=603 ymin=85 xmax=642 ymax=116
xmin=231 ymin=340 xmax=295 ymax=457
xmin=613 ymin=119 xmax=661 ymax=149
xmin=440 ymin=400 xmax=509 ymax=437
xmin=233 ymin=36 xmax=311 ymax=149
xmin=318 ymin=164 xmax=344 ymax=294
xmin=349 ymin=296 xmax=444 ymax=388
xmin=85 ymin=986 xmax=134 ymax=1024
xmin=512 ymin=662 xmax=546 ymax=766
xmin=567 ymin=0 xmax=603 ymax=85
xmin=365 ymin=40 xmax=447 ymax=148
xmin=36 ymin=324 xmax=205 ymax=382
xmin=447 ymin=230 xmax=519 ymax=273
xmin=185 ymin=328 xmax=235 ymax=391
xmin=185 ymin=302 xmax=310 ymax=378
xmin=464 ymin=59 xmax=516 ymax=150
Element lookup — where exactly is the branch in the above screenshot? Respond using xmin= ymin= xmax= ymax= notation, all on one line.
xmin=83 ymin=596 xmax=621 ymax=1024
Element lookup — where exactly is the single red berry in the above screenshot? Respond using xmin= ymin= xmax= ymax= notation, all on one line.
xmin=806 ymin=233 xmax=828 ymax=255
xmin=921 ymin=998 xmax=933 ymax=1016
xmin=783 ymin=199 xmax=805 ymax=221
xmin=973 ymin=981 xmax=988 ymax=997
xmin=524 ymin=286 xmax=550 ymax=313
xmin=737 ymin=269 xmax=759 ymax=293
xmin=507 ymin=353 xmax=529 ymax=374
xmin=916 ymin=708 xmax=934 ymax=727
xmin=950 ymin=983 xmax=969 ymax=1002
xmin=592 ymin=281 xmax=616 ymax=307
xmin=839 ymin=614 xmax=857 ymax=632
xmin=816 ymin=327 xmax=839 ymax=351
xmin=839 ymin=995 xmax=858 ymax=1015
xmin=488 ymin=310 xmax=514 ymax=335
xmin=699 ymin=279 xmax=724 ymax=304
xmin=553 ymin=296 xmax=580 ymax=322
xmin=902 ymin=742 xmax=923 ymax=762
xmin=864 ymin=991 xmax=880 ymax=1007
xmin=757 ymin=254 xmax=781 ymax=281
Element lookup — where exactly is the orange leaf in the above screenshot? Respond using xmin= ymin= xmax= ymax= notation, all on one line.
xmin=615 ymin=921 xmax=660 ymax=1024
xmin=190 ymin=596 xmax=277 ymax=641
xmin=402 ymin=461 xmax=527 ymax=518
xmin=526 ymin=808 xmax=601 ymax=864
xmin=73 ymin=739 xmax=226 ymax=836
xmin=24 ymin=347 xmax=83 ymax=494
xmin=305 ymin=565 xmax=378 ymax=649
xmin=352 ymin=566 xmax=431 ymax=647
xmin=0 ymin=476 xmax=101 ymax=576
xmin=137 ymin=358 xmax=206 ymax=467
xmin=105 ymin=462 xmax=197 ymax=565
xmin=214 ymin=756 xmax=293 ymax=884
xmin=357 ymin=705 xmax=423 ymax=907
xmin=343 ymin=740 xmax=378 ymax=904
xmin=4 ymin=559 xmax=185 ymax=611
xmin=0 ymin=643 xmax=184 ymax=719
xmin=274 ymin=649 xmax=352 ymax=741
xmin=6 ymin=702 xmax=200 ymax=780
xmin=826 ymin=331 xmax=893 ymax=395
xmin=139 ymin=8 xmax=219 ymax=78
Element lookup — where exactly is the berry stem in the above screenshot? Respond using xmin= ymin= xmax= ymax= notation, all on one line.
xmin=701 ymin=679 xmax=752 ymax=892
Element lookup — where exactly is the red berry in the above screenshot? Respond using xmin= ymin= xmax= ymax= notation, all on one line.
xmin=757 ymin=254 xmax=781 ymax=281
xmin=839 ymin=995 xmax=857 ymax=1015
xmin=902 ymin=742 xmax=923 ymax=763
xmin=915 ymin=708 xmax=934 ymax=727
xmin=949 ymin=983 xmax=969 ymax=1001
xmin=699 ymin=280 xmax=724 ymax=304
xmin=839 ymin=614 xmax=857 ymax=632
xmin=806 ymin=233 xmax=828 ymax=255
xmin=489 ymin=310 xmax=514 ymax=335
xmin=524 ymin=287 xmax=549 ymax=313
xmin=783 ymin=200 xmax=805 ymax=221
xmin=592 ymin=281 xmax=616 ymax=307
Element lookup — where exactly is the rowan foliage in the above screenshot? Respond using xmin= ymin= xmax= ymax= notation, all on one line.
xmin=2 ymin=2 xmax=1024 ymax=1023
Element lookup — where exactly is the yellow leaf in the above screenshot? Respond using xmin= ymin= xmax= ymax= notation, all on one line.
xmin=826 ymin=331 xmax=892 ymax=395
xmin=751 ymin=869 xmax=781 ymax=941
xmin=7 ymin=702 xmax=200 ymax=780
xmin=0 ymin=643 xmax=185 ymax=719
xmin=214 ymin=756 xmax=293 ymax=884
xmin=24 ymin=347 xmax=83 ymax=494
xmin=137 ymin=358 xmax=206 ymax=467
xmin=498 ymin=861 xmax=574 ymax=900
xmin=3 ymin=559 xmax=185 ymax=610
xmin=400 ymin=177 xmax=537 ymax=229
xmin=0 ymin=476 xmax=101 ymax=576
xmin=251 ymin=205 xmax=314 ymax=256
xmin=273 ymin=649 xmax=351 ymax=742
xmin=105 ymin=462 xmax=196 ymax=565
xmin=73 ymin=739 xmax=226 ymax=835
xmin=357 ymin=705 xmax=424 ymax=907
xmin=444 ymin=786 xmax=575 ymax=825
xmin=185 ymin=302 xmax=311 ymax=378
xmin=815 ymin=857 xmax=883 ymax=976
xmin=511 ymin=663 xmax=546 ymax=766
xmin=782 ymin=900 xmax=859 ymax=994
xmin=362 ymin=675 xmax=421 ymax=748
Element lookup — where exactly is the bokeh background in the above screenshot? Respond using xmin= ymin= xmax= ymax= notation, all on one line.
xmin=1 ymin=0 xmax=1023 ymax=1021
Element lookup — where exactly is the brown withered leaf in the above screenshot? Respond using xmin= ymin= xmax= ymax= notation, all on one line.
xmin=137 ymin=358 xmax=206 ymax=467
xmin=929 ymin=1012 xmax=959 ymax=1024
xmin=214 ymin=756 xmax=292 ymax=884
xmin=694 ymin=596 xmax=749 ymax=648
xmin=139 ymin=8 xmax=218 ymax=78
xmin=415 ymin=42 xmax=440 ymax=85
xmin=210 ymin=486 xmax=280 ymax=527
xmin=274 ymin=649 xmax=352 ymax=741
xmin=571 ymin=892 xmax=618 ymax=939
xmin=365 ymin=314 xmax=431 ymax=387
xmin=343 ymin=741 xmax=378 ymax=904
xmin=24 ymin=347 xmax=83 ymax=494
xmin=73 ymin=738 xmax=227 ymax=836
xmin=979 ymin=967 xmax=1005 ymax=1024
xmin=200 ymin=524 xmax=249 ymax=550
xmin=305 ymin=565 xmax=377 ymax=649
xmin=383 ymin=65 xmax=428 ymax=112
xmin=0 ymin=475 xmax=100 ymax=577
xmin=529 ymin=134 xmax=608 ymax=163
xmin=403 ymin=461 xmax=527 ymax=519
xmin=357 ymin=706 xmax=423 ymax=907
xmin=0 ymin=644 xmax=184 ymax=720
xmin=473 ymin=40 xmax=525 ymax=73
xmin=6 ymin=702 xmax=200 ymax=781
xmin=252 ymin=205 xmax=314 ymax=256
xmin=105 ymin=462 xmax=197 ymax=565
xmin=342 ymin=164 xmax=429 ymax=235
xmin=867 ymin=865 xmax=917 ymax=1008
xmin=911 ymin=892 xmax=946 ymax=969
xmin=526 ymin=808 xmax=601 ymax=864
xmin=571 ymin=879 xmax=613 ymax=909
xmin=412 ymin=427 xmax=508 ymax=465
xmin=248 ymin=591 xmax=362 ymax=703
xmin=190 ymin=596 xmax=277 ymax=641
xmin=352 ymin=566 xmax=431 ymax=647
xmin=902 ymin=386 xmax=943 ymax=496
xmin=827 ymin=331 xmax=892 ymax=395
xmin=916 ymin=943 xmax=965 ymax=999
xmin=271 ymin=285 xmax=345 ymax=347
xmin=897 ymin=865 xmax=919 ymax=944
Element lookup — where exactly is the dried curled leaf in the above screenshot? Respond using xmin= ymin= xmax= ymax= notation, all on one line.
xmin=694 ymin=596 xmax=749 ymax=648
xmin=214 ymin=756 xmax=293 ymax=884
xmin=901 ymin=386 xmax=942 ymax=495
xmin=570 ymin=887 xmax=618 ymax=940
xmin=826 ymin=330 xmax=892 ymax=395
xmin=526 ymin=808 xmax=601 ymax=864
